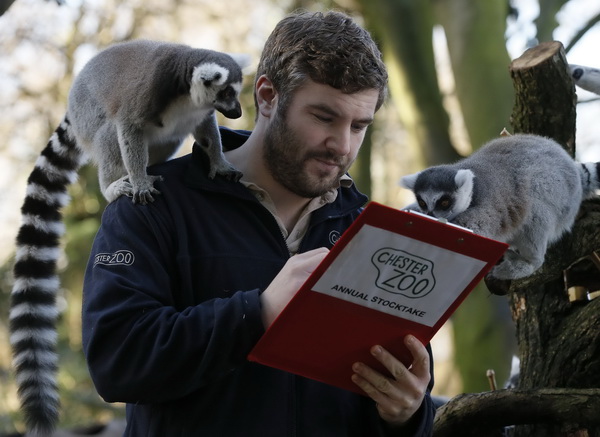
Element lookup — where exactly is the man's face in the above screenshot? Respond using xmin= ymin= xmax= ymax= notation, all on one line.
xmin=263 ymin=80 xmax=379 ymax=198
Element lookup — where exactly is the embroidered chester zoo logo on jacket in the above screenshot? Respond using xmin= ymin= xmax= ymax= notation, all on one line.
xmin=94 ymin=250 xmax=136 ymax=267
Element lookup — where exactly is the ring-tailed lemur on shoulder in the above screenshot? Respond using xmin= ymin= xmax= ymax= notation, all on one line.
xmin=10 ymin=39 xmax=249 ymax=435
xmin=400 ymin=134 xmax=600 ymax=280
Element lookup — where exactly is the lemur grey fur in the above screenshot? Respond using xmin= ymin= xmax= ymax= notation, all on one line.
xmin=400 ymin=134 xmax=600 ymax=280
xmin=10 ymin=39 xmax=249 ymax=435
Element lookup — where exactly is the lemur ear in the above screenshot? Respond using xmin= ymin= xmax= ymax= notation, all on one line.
xmin=453 ymin=169 xmax=474 ymax=214
xmin=227 ymin=53 xmax=252 ymax=70
xmin=454 ymin=169 xmax=474 ymax=190
xmin=399 ymin=172 xmax=420 ymax=190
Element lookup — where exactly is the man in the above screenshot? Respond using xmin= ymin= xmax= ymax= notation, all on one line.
xmin=82 ymin=10 xmax=435 ymax=436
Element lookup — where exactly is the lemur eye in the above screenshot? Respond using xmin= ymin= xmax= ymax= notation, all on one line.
xmin=438 ymin=195 xmax=452 ymax=210
xmin=217 ymin=87 xmax=234 ymax=100
xmin=417 ymin=197 xmax=427 ymax=210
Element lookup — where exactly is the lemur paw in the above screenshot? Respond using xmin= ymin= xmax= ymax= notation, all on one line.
xmin=488 ymin=255 xmax=538 ymax=280
xmin=208 ymin=162 xmax=243 ymax=182
xmin=131 ymin=175 xmax=164 ymax=205
xmin=105 ymin=175 xmax=163 ymax=204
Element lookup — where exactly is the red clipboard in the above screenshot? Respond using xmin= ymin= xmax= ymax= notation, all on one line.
xmin=248 ymin=201 xmax=508 ymax=394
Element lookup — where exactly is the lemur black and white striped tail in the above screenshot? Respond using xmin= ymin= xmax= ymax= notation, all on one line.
xmin=10 ymin=117 xmax=83 ymax=436
xmin=580 ymin=162 xmax=600 ymax=198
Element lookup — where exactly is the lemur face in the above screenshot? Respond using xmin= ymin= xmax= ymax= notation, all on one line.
xmin=191 ymin=58 xmax=245 ymax=119
xmin=213 ymin=83 xmax=243 ymax=119
xmin=415 ymin=190 xmax=457 ymax=220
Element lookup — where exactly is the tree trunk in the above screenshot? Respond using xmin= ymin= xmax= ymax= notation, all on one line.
xmin=357 ymin=0 xmax=458 ymax=167
xmin=433 ymin=0 xmax=518 ymax=393
xmin=433 ymin=0 xmax=514 ymax=150
xmin=509 ymin=41 xmax=577 ymax=153
xmin=535 ymin=0 xmax=570 ymax=43
xmin=433 ymin=41 xmax=600 ymax=437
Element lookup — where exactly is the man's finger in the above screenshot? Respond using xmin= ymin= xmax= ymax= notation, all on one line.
xmin=369 ymin=345 xmax=409 ymax=383
xmin=404 ymin=335 xmax=430 ymax=379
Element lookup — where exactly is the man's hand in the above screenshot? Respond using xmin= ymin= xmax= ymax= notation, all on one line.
xmin=260 ymin=248 xmax=329 ymax=328
xmin=351 ymin=335 xmax=430 ymax=426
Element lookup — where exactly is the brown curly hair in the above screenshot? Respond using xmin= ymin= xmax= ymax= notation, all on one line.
xmin=255 ymin=10 xmax=388 ymax=114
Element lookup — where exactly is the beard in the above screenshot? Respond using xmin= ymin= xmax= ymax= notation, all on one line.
xmin=263 ymin=110 xmax=353 ymax=198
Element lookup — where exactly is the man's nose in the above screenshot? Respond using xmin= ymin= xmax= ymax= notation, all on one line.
xmin=325 ymin=128 xmax=351 ymax=156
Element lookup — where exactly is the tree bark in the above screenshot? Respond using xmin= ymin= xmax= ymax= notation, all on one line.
xmin=509 ymin=41 xmax=577 ymax=153
xmin=434 ymin=388 xmax=600 ymax=437
xmin=508 ymin=197 xmax=600 ymax=437
xmin=433 ymin=40 xmax=600 ymax=437
xmin=500 ymin=39 xmax=600 ymax=437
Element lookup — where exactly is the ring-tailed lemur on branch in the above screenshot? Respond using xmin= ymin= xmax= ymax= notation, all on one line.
xmin=400 ymin=134 xmax=600 ymax=280
xmin=10 ymin=39 xmax=249 ymax=435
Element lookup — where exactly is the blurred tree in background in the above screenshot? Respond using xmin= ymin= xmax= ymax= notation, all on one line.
xmin=355 ymin=0 xmax=516 ymax=396
xmin=0 ymin=0 xmax=281 ymax=432
xmin=0 ymin=0 xmax=599 ymax=433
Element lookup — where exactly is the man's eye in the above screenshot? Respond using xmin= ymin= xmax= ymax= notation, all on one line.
xmin=314 ymin=114 xmax=332 ymax=123
xmin=351 ymin=124 xmax=368 ymax=133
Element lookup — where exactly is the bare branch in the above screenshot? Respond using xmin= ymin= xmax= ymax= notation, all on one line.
xmin=0 ymin=0 xmax=16 ymax=16
xmin=565 ymin=12 xmax=600 ymax=54
xmin=434 ymin=388 xmax=600 ymax=437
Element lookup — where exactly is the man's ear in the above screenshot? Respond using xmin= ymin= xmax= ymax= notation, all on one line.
xmin=256 ymin=75 xmax=277 ymax=118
